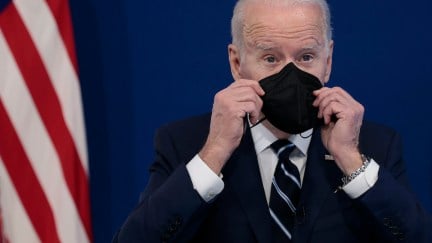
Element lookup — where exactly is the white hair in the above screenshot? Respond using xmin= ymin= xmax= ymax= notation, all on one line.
xmin=231 ymin=0 xmax=333 ymax=48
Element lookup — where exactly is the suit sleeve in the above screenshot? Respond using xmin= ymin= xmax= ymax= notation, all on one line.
xmin=115 ymin=126 xmax=211 ymax=243
xmin=358 ymin=131 xmax=432 ymax=242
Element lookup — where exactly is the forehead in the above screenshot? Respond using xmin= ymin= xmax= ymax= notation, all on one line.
xmin=242 ymin=2 xmax=326 ymax=48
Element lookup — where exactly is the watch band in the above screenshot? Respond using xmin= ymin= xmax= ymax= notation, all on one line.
xmin=341 ymin=154 xmax=371 ymax=187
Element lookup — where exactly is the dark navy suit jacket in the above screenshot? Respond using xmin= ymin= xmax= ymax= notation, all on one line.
xmin=114 ymin=114 xmax=431 ymax=242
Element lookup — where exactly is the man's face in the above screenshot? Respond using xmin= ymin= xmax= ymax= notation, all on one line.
xmin=229 ymin=2 xmax=333 ymax=84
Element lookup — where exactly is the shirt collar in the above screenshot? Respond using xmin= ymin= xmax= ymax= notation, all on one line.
xmin=250 ymin=122 xmax=312 ymax=155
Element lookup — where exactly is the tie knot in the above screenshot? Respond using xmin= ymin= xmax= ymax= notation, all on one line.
xmin=270 ymin=139 xmax=295 ymax=159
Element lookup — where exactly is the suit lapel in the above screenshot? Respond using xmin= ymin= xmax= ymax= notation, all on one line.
xmin=293 ymin=129 xmax=344 ymax=242
xmin=220 ymin=127 xmax=345 ymax=243
xmin=222 ymin=127 xmax=272 ymax=243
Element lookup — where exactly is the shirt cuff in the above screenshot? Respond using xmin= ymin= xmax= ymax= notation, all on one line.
xmin=186 ymin=154 xmax=224 ymax=202
xmin=342 ymin=159 xmax=380 ymax=199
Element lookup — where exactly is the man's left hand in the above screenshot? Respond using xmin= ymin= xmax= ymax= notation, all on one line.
xmin=313 ymin=87 xmax=364 ymax=175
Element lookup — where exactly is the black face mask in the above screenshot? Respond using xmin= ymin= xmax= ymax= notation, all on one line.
xmin=257 ymin=63 xmax=323 ymax=134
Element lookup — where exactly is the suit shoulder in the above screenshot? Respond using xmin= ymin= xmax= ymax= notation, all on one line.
xmin=154 ymin=113 xmax=211 ymax=156
xmin=359 ymin=121 xmax=402 ymax=162
xmin=360 ymin=120 xmax=399 ymax=140
xmin=157 ymin=113 xmax=211 ymax=137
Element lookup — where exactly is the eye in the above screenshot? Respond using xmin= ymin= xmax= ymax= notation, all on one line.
xmin=300 ymin=54 xmax=314 ymax=62
xmin=264 ymin=55 xmax=277 ymax=63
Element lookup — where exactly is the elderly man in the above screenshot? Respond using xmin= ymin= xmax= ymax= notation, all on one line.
xmin=114 ymin=0 xmax=431 ymax=242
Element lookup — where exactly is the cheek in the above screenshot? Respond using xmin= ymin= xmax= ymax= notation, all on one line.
xmin=315 ymin=68 xmax=327 ymax=84
xmin=307 ymin=62 xmax=329 ymax=85
xmin=240 ymin=59 xmax=285 ymax=81
xmin=239 ymin=59 xmax=268 ymax=81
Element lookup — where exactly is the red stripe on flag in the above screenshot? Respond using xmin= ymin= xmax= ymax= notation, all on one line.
xmin=0 ymin=101 xmax=61 ymax=243
xmin=45 ymin=0 xmax=78 ymax=72
xmin=0 ymin=4 xmax=92 ymax=240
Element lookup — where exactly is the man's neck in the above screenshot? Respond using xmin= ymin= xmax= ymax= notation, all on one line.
xmin=261 ymin=119 xmax=290 ymax=140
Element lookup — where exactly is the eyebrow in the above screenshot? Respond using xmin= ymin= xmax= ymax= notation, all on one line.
xmin=251 ymin=38 xmax=324 ymax=53
xmin=255 ymin=42 xmax=279 ymax=51
xmin=301 ymin=45 xmax=319 ymax=52
xmin=301 ymin=39 xmax=324 ymax=50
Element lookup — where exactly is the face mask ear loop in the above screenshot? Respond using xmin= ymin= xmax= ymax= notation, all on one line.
xmin=249 ymin=116 xmax=267 ymax=129
xmin=250 ymin=115 xmax=313 ymax=138
xmin=299 ymin=130 xmax=313 ymax=139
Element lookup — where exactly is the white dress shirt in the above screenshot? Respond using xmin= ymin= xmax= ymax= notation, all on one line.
xmin=186 ymin=123 xmax=379 ymax=203
xmin=250 ymin=123 xmax=311 ymax=203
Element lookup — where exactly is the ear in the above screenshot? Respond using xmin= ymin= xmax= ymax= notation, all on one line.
xmin=323 ymin=40 xmax=334 ymax=84
xmin=228 ymin=44 xmax=242 ymax=80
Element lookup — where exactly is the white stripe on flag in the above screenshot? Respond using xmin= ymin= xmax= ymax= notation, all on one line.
xmin=0 ymin=29 xmax=89 ymax=243
xmin=14 ymin=0 xmax=89 ymax=172
xmin=0 ymin=158 xmax=40 ymax=243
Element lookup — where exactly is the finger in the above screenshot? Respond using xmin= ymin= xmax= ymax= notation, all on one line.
xmin=229 ymin=86 xmax=263 ymax=103
xmin=325 ymin=88 xmax=364 ymax=116
xmin=214 ymin=86 xmax=263 ymax=117
xmin=313 ymin=87 xmax=334 ymax=106
xmin=248 ymin=98 xmax=263 ymax=124
xmin=313 ymin=86 xmax=352 ymax=107
xmin=315 ymin=93 xmax=346 ymax=116
xmin=235 ymin=101 xmax=261 ymax=121
xmin=329 ymin=87 xmax=356 ymax=103
xmin=232 ymin=79 xmax=265 ymax=96
xmin=321 ymin=101 xmax=344 ymax=124
xmin=313 ymin=86 xmax=330 ymax=96
xmin=226 ymin=84 xmax=264 ymax=109
xmin=239 ymin=97 xmax=263 ymax=123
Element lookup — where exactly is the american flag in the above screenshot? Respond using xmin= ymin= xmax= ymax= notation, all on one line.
xmin=0 ymin=0 xmax=92 ymax=242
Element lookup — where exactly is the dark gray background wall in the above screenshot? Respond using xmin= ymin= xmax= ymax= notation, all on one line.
xmin=69 ymin=1 xmax=432 ymax=242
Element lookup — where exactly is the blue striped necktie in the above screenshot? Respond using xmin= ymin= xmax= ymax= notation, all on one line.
xmin=269 ymin=139 xmax=301 ymax=242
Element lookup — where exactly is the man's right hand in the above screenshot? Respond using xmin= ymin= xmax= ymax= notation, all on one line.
xmin=198 ymin=79 xmax=265 ymax=174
